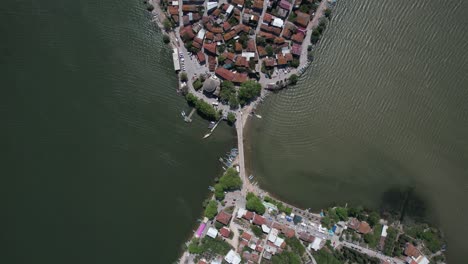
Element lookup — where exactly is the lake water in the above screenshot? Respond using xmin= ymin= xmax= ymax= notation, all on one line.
xmin=1 ymin=0 xmax=235 ymax=263
xmin=246 ymin=0 xmax=468 ymax=262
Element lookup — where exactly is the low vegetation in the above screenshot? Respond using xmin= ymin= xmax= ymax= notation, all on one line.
xmin=188 ymin=237 xmax=232 ymax=256
xmin=271 ymin=251 xmax=301 ymax=264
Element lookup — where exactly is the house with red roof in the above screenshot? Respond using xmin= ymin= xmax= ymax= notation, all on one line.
xmin=216 ymin=211 xmax=232 ymax=225
xmin=220 ymin=227 xmax=231 ymax=238
xmin=252 ymin=214 xmax=266 ymax=226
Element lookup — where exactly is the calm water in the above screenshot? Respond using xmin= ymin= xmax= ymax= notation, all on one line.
xmin=247 ymin=0 xmax=468 ymax=262
xmin=1 ymin=0 xmax=235 ymax=263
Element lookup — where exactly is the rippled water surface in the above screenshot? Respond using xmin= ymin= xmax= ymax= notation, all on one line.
xmin=246 ymin=0 xmax=468 ymax=261
xmin=2 ymin=0 xmax=235 ymax=263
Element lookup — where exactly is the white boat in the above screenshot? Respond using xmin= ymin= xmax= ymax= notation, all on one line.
xmin=181 ymin=111 xmax=186 ymax=117
xmin=203 ymin=133 xmax=211 ymax=139
xmin=255 ymin=114 xmax=262 ymax=118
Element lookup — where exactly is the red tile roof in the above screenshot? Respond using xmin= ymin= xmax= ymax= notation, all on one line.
xmin=180 ymin=26 xmax=195 ymax=40
xmin=223 ymin=21 xmax=232 ymax=32
xmin=252 ymin=214 xmax=266 ymax=225
xmin=263 ymin=13 xmax=273 ymax=23
xmin=232 ymin=0 xmax=245 ymax=5
xmin=216 ymin=211 xmax=232 ymax=225
xmin=235 ymin=56 xmax=249 ymax=68
xmin=220 ymin=227 xmax=231 ymax=238
xmin=295 ymin=11 xmax=310 ymax=27
xmin=291 ymin=43 xmax=301 ymax=56
xmin=299 ymin=232 xmax=314 ymax=242
xmin=404 ymin=243 xmax=421 ymax=258
xmin=215 ymin=67 xmax=235 ymax=80
xmin=358 ymin=221 xmax=372 ymax=234
xmin=232 ymin=73 xmax=248 ymax=83
xmin=264 ymin=58 xmax=275 ymax=67
xmin=247 ymin=39 xmax=256 ymax=52
xmin=241 ymin=232 xmax=252 ymax=241
xmin=182 ymin=5 xmax=198 ymax=12
xmin=197 ymin=51 xmax=206 ymax=64
xmin=235 ymin=42 xmax=243 ymax=53
xmin=291 ymin=32 xmax=305 ymax=43
xmin=208 ymin=56 xmax=217 ymax=71
xmin=168 ymin=6 xmax=179 ymax=15
xmin=257 ymin=46 xmax=267 ymax=57
xmin=203 ymin=42 xmax=217 ymax=55
xmin=284 ymin=53 xmax=293 ymax=62
xmin=243 ymin=211 xmax=254 ymax=220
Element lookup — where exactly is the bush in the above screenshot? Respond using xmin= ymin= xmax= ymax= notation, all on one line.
xmin=162 ymin=35 xmax=170 ymax=44
xmin=219 ymin=81 xmax=235 ymax=103
xmin=271 ymin=251 xmax=301 ymax=264
xmin=204 ymin=200 xmax=218 ymax=219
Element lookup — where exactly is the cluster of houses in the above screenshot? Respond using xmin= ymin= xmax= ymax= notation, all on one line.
xmin=194 ymin=204 xmax=326 ymax=264
xmin=347 ymin=218 xmax=432 ymax=264
xmin=403 ymin=243 xmax=430 ymax=264
xmin=164 ymin=0 xmax=317 ymax=88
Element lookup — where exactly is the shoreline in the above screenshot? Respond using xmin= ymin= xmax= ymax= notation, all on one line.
xmin=146 ymin=1 xmax=445 ymax=263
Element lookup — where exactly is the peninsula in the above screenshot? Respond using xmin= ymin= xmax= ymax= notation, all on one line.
xmin=145 ymin=0 xmax=447 ymax=263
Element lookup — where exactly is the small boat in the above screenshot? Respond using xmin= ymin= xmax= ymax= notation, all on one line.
xmin=255 ymin=114 xmax=262 ymax=119
xmin=181 ymin=111 xmax=186 ymax=117
xmin=248 ymin=175 xmax=254 ymax=180
xmin=208 ymin=121 xmax=216 ymax=129
xmin=203 ymin=133 xmax=210 ymax=139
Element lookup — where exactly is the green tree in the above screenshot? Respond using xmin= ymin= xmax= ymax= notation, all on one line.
xmin=335 ymin=207 xmax=349 ymax=221
xmin=286 ymin=237 xmax=305 ymax=256
xmin=238 ymin=80 xmax=261 ymax=105
xmin=204 ymin=200 xmax=218 ymax=219
xmin=246 ymin=192 xmax=265 ymax=214
xmin=193 ymin=79 xmax=203 ymax=90
xmin=265 ymin=45 xmax=274 ymax=56
xmin=227 ymin=112 xmax=236 ymax=125
xmin=368 ymin=211 xmax=380 ymax=227
xmin=321 ymin=216 xmax=331 ymax=229
xmin=219 ymin=168 xmax=242 ymax=190
xmin=289 ymin=74 xmax=299 ymax=84
xmin=218 ymin=54 xmax=226 ymax=63
xmin=188 ymin=238 xmax=202 ymax=254
xmin=324 ymin=9 xmax=332 ymax=19
xmin=162 ymin=34 xmax=170 ymax=44
xmin=251 ymin=225 xmax=263 ymax=237
xmin=214 ymin=183 xmax=225 ymax=200
xmin=163 ymin=18 xmax=172 ymax=31
xmin=180 ymin=72 xmax=188 ymax=82
xmin=219 ymin=80 xmax=235 ymax=103
xmin=290 ymin=59 xmax=300 ymax=68
xmin=228 ymin=95 xmax=239 ymax=109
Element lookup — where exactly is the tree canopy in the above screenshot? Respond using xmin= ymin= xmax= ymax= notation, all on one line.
xmin=227 ymin=112 xmax=236 ymax=125
xmin=204 ymin=200 xmax=218 ymax=219
xmin=238 ymin=80 xmax=261 ymax=105
xmin=289 ymin=74 xmax=299 ymax=85
xmin=246 ymin=192 xmax=265 ymax=215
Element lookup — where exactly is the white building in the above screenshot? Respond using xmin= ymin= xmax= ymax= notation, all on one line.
xmin=206 ymin=227 xmax=218 ymax=238
xmin=272 ymin=18 xmax=284 ymax=28
xmin=224 ymin=249 xmax=241 ymax=264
